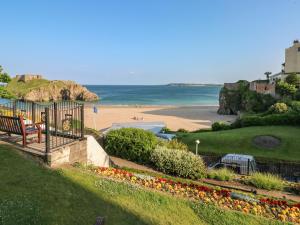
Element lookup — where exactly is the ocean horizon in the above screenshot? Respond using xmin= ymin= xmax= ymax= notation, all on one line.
xmin=85 ymin=85 xmax=221 ymax=106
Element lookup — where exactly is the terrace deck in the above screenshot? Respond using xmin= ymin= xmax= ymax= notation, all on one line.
xmin=0 ymin=132 xmax=75 ymax=155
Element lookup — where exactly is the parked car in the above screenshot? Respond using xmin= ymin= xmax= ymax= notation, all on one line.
xmin=209 ymin=154 xmax=256 ymax=175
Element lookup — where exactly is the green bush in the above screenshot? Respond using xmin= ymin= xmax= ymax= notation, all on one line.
xmin=212 ymin=122 xmax=232 ymax=131
xmin=276 ymin=81 xmax=297 ymax=97
xmin=285 ymin=73 xmax=300 ymax=87
xmin=268 ymin=102 xmax=289 ymax=114
xmin=207 ymin=168 xmax=235 ymax=181
xmin=0 ymin=86 xmax=15 ymax=99
xmin=105 ymin=128 xmax=158 ymax=164
xmin=177 ymin=128 xmax=189 ymax=133
xmin=247 ymin=172 xmax=284 ymax=190
xmin=158 ymin=139 xmax=189 ymax=151
xmin=243 ymin=91 xmax=275 ymax=113
xmin=161 ymin=127 xmax=172 ymax=133
xmin=150 ymin=146 xmax=206 ymax=179
xmin=290 ymin=101 xmax=300 ymax=112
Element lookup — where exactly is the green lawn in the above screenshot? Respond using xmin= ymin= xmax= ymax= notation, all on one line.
xmin=0 ymin=144 xmax=287 ymax=225
xmin=177 ymin=126 xmax=300 ymax=162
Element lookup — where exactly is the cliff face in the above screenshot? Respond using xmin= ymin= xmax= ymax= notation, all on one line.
xmin=7 ymin=78 xmax=99 ymax=102
xmin=217 ymin=87 xmax=242 ymax=115
xmin=217 ymin=81 xmax=249 ymax=115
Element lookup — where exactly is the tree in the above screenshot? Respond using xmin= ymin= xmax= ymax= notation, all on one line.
xmin=0 ymin=65 xmax=11 ymax=83
xmin=276 ymin=81 xmax=297 ymax=97
xmin=264 ymin=72 xmax=272 ymax=81
xmin=285 ymin=73 xmax=300 ymax=87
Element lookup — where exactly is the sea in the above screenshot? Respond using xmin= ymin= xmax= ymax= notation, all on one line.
xmin=85 ymin=85 xmax=222 ymax=106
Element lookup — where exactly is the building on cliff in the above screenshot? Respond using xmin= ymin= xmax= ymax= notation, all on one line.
xmin=249 ymin=80 xmax=275 ymax=96
xmin=269 ymin=40 xmax=300 ymax=83
xmin=16 ymin=74 xmax=43 ymax=82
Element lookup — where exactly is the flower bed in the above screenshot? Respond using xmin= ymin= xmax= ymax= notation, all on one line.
xmin=93 ymin=167 xmax=300 ymax=223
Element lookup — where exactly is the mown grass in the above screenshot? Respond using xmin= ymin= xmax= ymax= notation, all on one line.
xmin=177 ymin=126 xmax=300 ymax=162
xmin=0 ymin=144 xmax=288 ymax=225
xmin=247 ymin=172 xmax=284 ymax=191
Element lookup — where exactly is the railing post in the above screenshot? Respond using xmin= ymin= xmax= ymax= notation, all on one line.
xmin=13 ymin=100 xmax=17 ymax=117
xmin=247 ymin=159 xmax=250 ymax=175
xmin=45 ymin=107 xmax=50 ymax=161
xmin=81 ymin=104 xmax=85 ymax=139
xmin=54 ymin=102 xmax=58 ymax=136
xmin=32 ymin=102 xmax=36 ymax=124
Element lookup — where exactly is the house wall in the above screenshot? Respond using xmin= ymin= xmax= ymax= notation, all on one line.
xmin=285 ymin=42 xmax=300 ymax=73
xmin=249 ymin=82 xmax=276 ymax=96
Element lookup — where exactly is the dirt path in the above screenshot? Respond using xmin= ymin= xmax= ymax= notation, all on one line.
xmin=110 ymin=156 xmax=160 ymax=174
xmin=202 ymin=178 xmax=300 ymax=202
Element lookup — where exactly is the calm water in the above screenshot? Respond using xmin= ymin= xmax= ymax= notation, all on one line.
xmin=85 ymin=85 xmax=221 ymax=106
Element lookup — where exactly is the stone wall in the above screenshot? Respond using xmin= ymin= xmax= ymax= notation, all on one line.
xmin=47 ymin=139 xmax=87 ymax=167
xmin=224 ymin=83 xmax=239 ymax=90
xmin=16 ymin=74 xmax=43 ymax=82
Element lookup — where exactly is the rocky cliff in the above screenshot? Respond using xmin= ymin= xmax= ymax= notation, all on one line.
xmin=218 ymin=80 xmax=276 ymax=115
xmin=217 ymin=87 xmax=242 ymax=115
xmin=6 ymin=78 xmax=99 ymax=102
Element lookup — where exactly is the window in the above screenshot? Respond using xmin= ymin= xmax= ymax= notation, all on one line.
xmin=298 ymin=47 xmax=300 ymax=52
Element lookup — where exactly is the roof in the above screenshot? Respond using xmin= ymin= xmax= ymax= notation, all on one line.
xmin=222 ymin=154 xmax=254 ymax=161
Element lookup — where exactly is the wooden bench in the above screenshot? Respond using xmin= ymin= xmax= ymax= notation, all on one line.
xmin=0 ymin=115 xmax=42 ymax=147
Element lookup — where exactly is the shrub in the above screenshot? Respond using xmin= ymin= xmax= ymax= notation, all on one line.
xmin=285 ymin=73 xmax=300 ymax=87
xmin=150 ymin=146 xmax=206 ymax=179
xmin=177 ymin=128 xmax=189 ymax=133
xmin=161 ymin=127 xmax=172 ymax=133
xmin=207 ymin=168 xmax=235 ymax=181
xmin=212 ymin=121 xmax=231 ymax=131
xmin=243 ymin=91 xmax=275 ymax=113
xmin=158 ymin=139 xmax=189 ymax=151
xmin=105 ymin=128 xmax=158 ymax=164
xmin=247 ymin=172 xmax=284 ymax=190
xmin=276 ymin=81 xmax=297 ymax=97
xmin=268 ymin=102 xmax=289 ymax=114
xmin=0 ymin=87 xmax=15 ymax=99
xmin=290 ymin=101 xmax=300 ymax=112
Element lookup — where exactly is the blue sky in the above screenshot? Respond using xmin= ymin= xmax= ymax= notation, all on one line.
xmin=0 ymin=0 xmax=299 ymax=85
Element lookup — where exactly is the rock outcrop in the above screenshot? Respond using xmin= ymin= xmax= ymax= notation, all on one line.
xmin=217 ymin=87 xmax=240 ymax=115
xmin=22 ymin=80 xmax=99 ymax=102
xmin=217 ymin=81 xmax=249 ymax=115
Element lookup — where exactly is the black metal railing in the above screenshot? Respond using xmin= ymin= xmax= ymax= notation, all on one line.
xmin=0 ymin=99 xmax=84 ymax=153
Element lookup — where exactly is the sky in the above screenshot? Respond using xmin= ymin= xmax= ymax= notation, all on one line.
xmin=0 ymin=0 xmax=299 ymax=85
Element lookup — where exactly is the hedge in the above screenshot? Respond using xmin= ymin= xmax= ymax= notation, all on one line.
xmin=105 ymin=128 xmax=158 ymax=164
xmin=236 ymin=113 xmax=300 ymax=127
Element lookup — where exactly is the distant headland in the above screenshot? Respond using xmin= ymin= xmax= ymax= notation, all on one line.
xmin=166 ymin=83 xmax=222 ymax=87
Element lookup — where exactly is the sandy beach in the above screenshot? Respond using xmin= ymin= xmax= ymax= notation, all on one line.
xmin=84 ymin=105 xmax=236 ymax=132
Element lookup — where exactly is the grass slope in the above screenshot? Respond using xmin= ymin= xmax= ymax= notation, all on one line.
xmin=0 ymin=144 xmax=287 ymax=225
xmin=177 ymin=126 xmax=300 ymax=162
xmin=6 ymin=77 xmax=65 ymax=97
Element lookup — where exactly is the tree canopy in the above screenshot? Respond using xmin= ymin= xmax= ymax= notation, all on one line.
xmin=285 ymin=73 xmax=300 ymax=87
xmin=0 ymin=66 xmax=11 ymax=83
